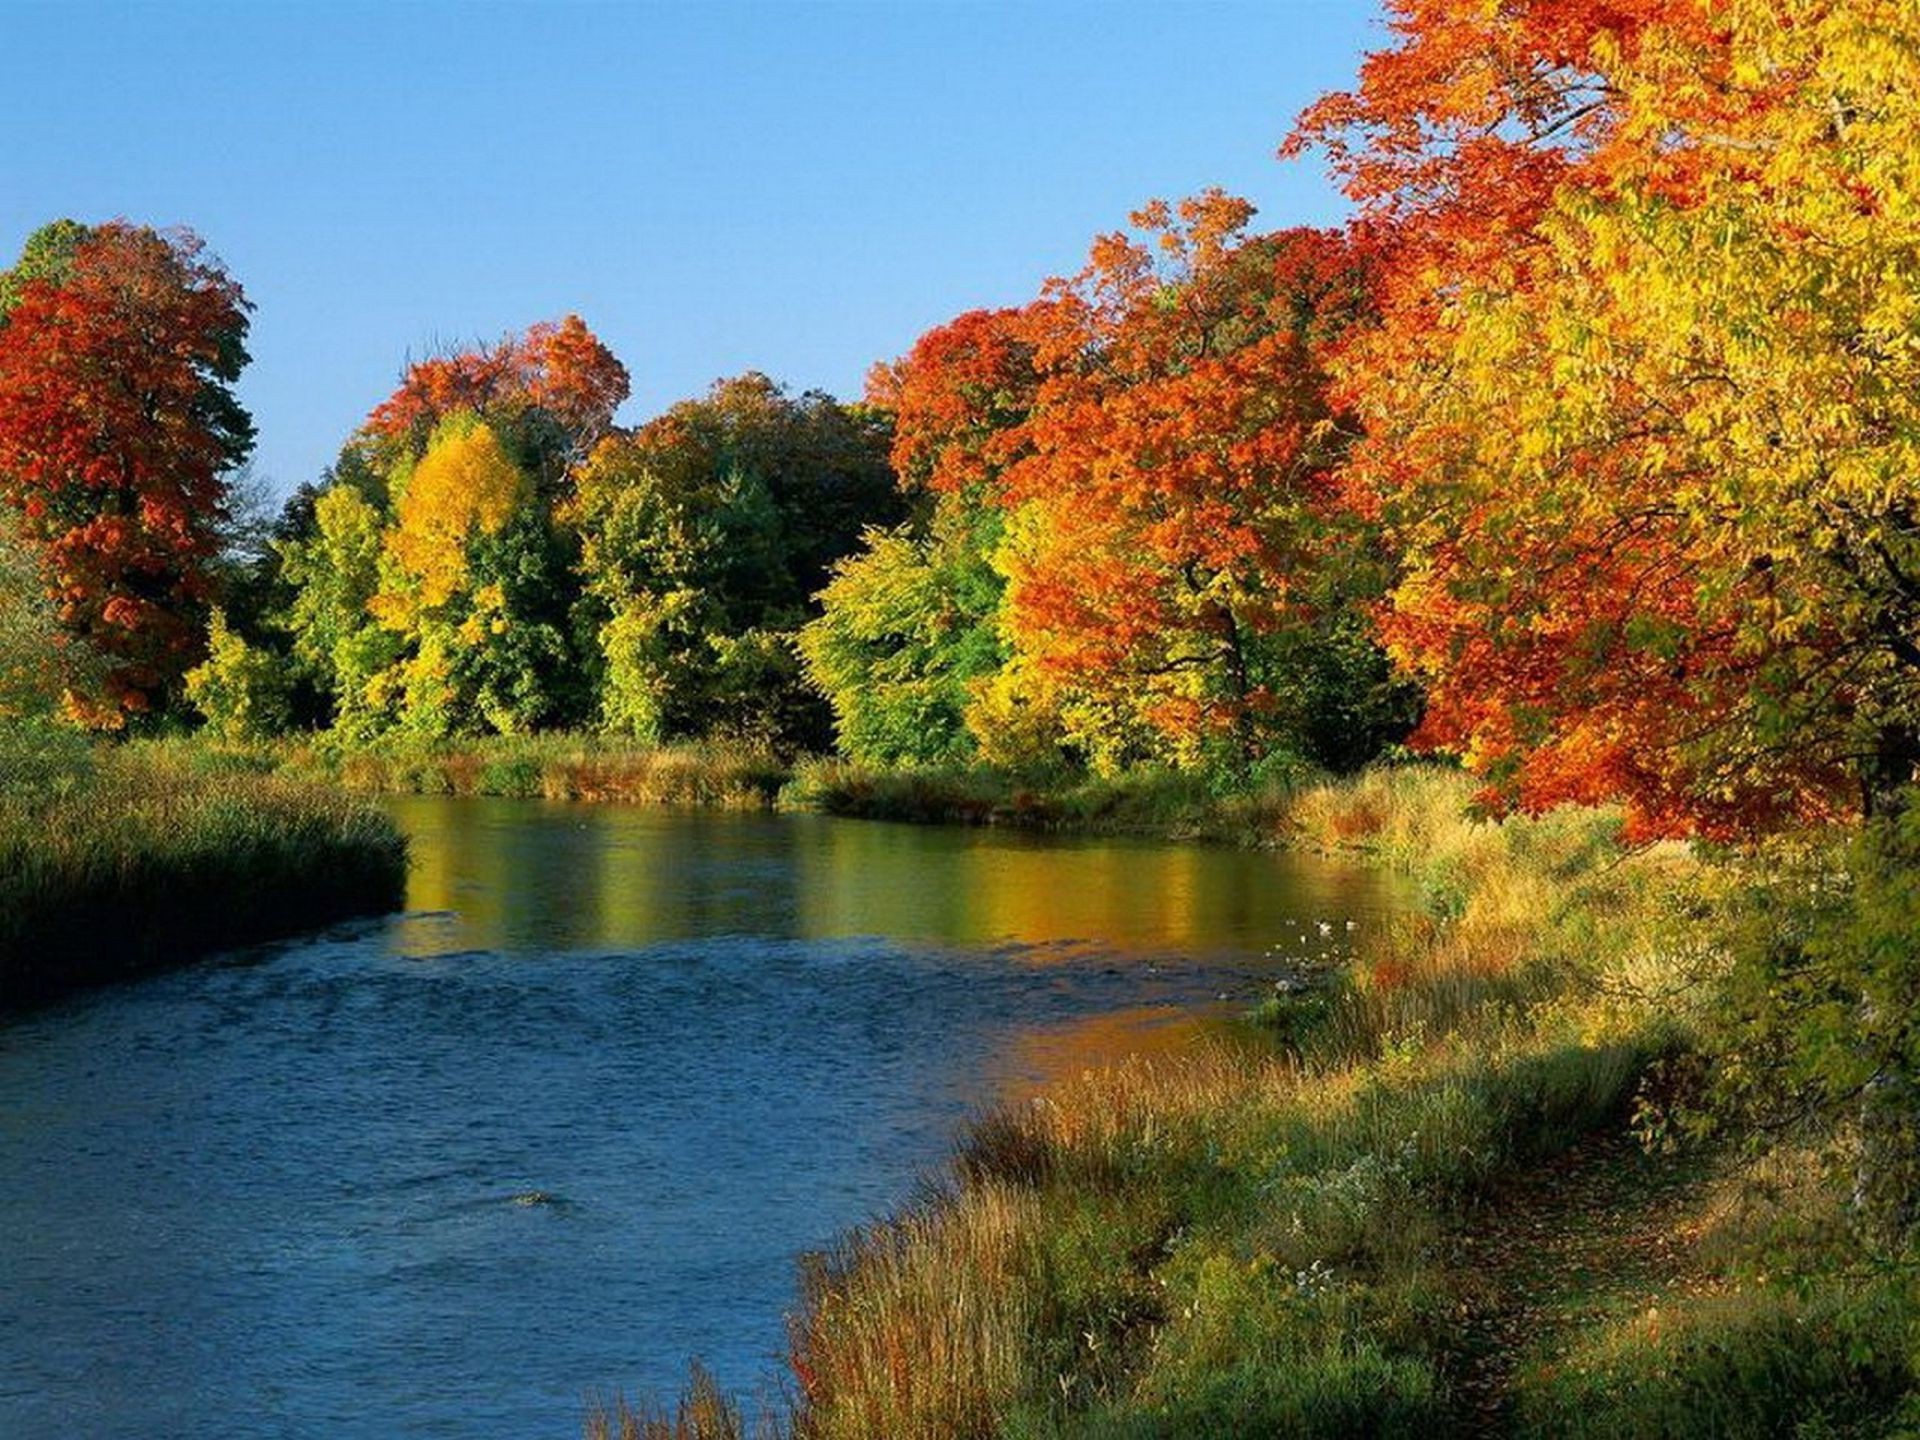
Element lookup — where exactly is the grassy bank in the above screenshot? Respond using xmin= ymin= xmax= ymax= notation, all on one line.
xmin=606 ymin=768 xmax=1916 ymax=1437
xmin=262 ymin=735 xmax=793 ymax=810
xmin=250 ymin=739 xmax=1312 ymax=843
xmin=780 ymin=758 xmax=1304 ymax=844
xmin=0 ymin=742 xmax=408 ymax=1006
xmin=221 ymin=736 xmax=1314 ymax=843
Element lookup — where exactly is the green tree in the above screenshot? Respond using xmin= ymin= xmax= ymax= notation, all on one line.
xmin=184 ymin=607 xmax=291 ymax=742
xmin=277 ymin=481 xmax=394 ymax=734
xmin=0 ymin=515 xmax=92 ymax=792
xmin=800 ymin=499 xmax=1005 ymax=766
xmin=570 ymin=374 xmax=898 ymax=748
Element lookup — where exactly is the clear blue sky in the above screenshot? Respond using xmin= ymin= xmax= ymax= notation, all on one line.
xmin=2 ymin=1 xmax=1380 ymax=501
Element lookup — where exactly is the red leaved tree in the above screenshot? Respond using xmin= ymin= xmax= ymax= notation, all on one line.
xmin=0 ymin=222 xmax=254 ymax=720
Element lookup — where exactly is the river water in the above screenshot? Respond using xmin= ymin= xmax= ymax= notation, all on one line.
xmin=0 ymin=797 xmax=1399 ymax=1437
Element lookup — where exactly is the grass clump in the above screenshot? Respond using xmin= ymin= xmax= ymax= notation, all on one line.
xmin=585 ymin=1365 xmax=751 ymax=1440
xmin=0 ymin=740 xmax=407 ymax=1004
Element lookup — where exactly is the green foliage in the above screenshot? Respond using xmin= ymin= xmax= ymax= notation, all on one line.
xmin=1261 ymin=608 xmax=1424 ymax=775
xmin=184 ymin=608 xmax=292 ymax=742
xmin=571 ymin=373 xmax=899 ymax=750
xmin=277 ymin=480 xmax=389 ymax=714
xmin=1707 ymin=804 xmax=1920 ymax=1238
xmin=0 ymin=218 xmax=88 ymax=318
xmin=0 ymin=512 xmax=93 ymax=795
xmin=800 ymin=499 xmax=1006 ymax=765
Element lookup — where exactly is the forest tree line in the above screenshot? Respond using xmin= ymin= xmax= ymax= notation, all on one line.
xmin=0 ymin=207 xmax=1420 ymax=784
xmin=3 ymin=0 xmax=1917 ymax=849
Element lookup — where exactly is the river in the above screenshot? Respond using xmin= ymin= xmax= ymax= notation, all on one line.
xmin=0 ymin=796 xmax=1400 ymax=1437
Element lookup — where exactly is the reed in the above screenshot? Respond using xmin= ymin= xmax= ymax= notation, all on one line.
xmin=0 ymin=742 xmax=407 ymax=1004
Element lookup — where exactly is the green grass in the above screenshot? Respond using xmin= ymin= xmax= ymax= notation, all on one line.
xmin=0 ymin=740 xmax=408 ymax=1005
xmin=778 ymin=757 xmax=1303 ymax=843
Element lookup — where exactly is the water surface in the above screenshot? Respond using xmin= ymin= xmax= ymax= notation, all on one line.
xmin=0 ymin=798 xmax=1398 ymax=1437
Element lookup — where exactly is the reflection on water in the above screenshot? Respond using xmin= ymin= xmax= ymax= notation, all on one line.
xmin=392 ymin=797 xmax=1392 ymax=962
xmin=0 ymin=798 xmax=1400 ymax=1438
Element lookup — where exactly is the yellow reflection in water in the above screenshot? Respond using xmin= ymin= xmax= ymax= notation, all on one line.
xmin=386 ymin=797 xmax=1401 ymax=963
xmin=979 ymin=1003 xmax=1242 ymax=1104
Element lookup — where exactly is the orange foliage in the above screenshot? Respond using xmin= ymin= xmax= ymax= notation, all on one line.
xmin=0 ymin=223 xmax=252 ymax=716
xmin=997 ymin=197 xmax=1375 ymax=759
xmin=1286 ymin=0 xmax=1884 ymax=837
xmin=366 ymin=313 xmax=628 ymax=458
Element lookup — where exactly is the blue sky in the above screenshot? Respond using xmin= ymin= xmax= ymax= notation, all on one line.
xmin=2 ymin=1 xmax=1380 ymax=500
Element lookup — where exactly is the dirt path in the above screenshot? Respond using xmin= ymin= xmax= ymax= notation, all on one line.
xmin=1442 ymin=1131 xmax=1725 ymax=1434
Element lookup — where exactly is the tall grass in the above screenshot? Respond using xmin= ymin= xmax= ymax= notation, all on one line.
xmin=585 ymin=1366 xmax=753 ymax=1440
xmin=268 ymin=734 xmax=792 ymax=809
xmin=0 ymin=741 xmax=407 ymax=1004
xmin=634 ymin=766 xmax=1914 ymax=1437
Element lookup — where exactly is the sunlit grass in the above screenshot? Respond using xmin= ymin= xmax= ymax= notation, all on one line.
xmin=0 ymin=740 xmax=407 ymax=1002
xmin=626 ymin=764 xmax=1914 ymax=1437
xmin=257 ymin=734 xmax=792 ymax=809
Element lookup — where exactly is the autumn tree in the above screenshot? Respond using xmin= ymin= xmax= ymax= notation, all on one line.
xmin=365 ymin=314 xmax=629 ymax=482
xmin=273 ymin=317 xmax=628 ymax=738
xmin=0 ymin=221 xmax=254 ymax=720
xmin=1291 ymin=0 xmax=1920 ymax=837
xmin=802 ymin=309 xmax=1037 ymax=765
xmin=994 ymin=195 xmax=1409 ymax=775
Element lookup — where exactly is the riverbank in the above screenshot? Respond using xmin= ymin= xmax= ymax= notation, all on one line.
xmin=600 ymin=767 xmax=1916 ymax=1437
xmin=215 ymin=736 xmax=1318 ymax=846
xmin=0 ymin=744 xmax=408 ymax=1006
xmin=270 ymin=736 xmax=791 ymax=810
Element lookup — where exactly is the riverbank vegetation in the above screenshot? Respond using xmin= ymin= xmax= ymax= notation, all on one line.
xmin=775 ymin=768 xmax=1918 ymax=1437
xmin=0 ymin=744 xmax=406 ymax=1005
xmin=4 ymin=0 xmax=1920 ymax=1429
xmin=0 ymin=518 xmax=404 ymax=1006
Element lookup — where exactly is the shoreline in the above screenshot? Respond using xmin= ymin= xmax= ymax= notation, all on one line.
xmin=0 ymin=748 xmax=409 ymax=1010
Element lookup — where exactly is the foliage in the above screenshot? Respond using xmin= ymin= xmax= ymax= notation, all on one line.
xmin=998 ymin=197 xmax=1386 ymax=775
xmin=802 ymin=307 xmax=1040 ymax=765
xmin=184 ymin=607 xmax=292 ymax=743
xmin=1290 ymin=0 xmax=1920 ymax=837
xmin=277 ymin=480 xmax=393 ymax=730
xmin=0 ymin=218 xmax=86 ymax=317
xmin=365 ymin=312 xmax=629 ymax=475
xmin=0 ymin=512 xmax=94 ymax=794
xmin=569 ymin=373 xmax=898 ymax=749
xmin=0 ymin=221 xmax=254 ymax=720
xmin=799 ymin=505 xmax=1005 ymax=766
xmin=1701 ymin=801 xmax=1920 ymax=1242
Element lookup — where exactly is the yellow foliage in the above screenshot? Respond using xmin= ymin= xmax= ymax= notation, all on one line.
xmin=377 ymin=417 xmax=525 ymax=618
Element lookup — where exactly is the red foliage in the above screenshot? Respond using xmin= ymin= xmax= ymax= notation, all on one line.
xmin=0 ymin=223 xmax=252 ymax=716
xmin=366 ymin=313 xmax=629 ymax=457
xmin=867 ymin=307 xmax=1040 ymax=494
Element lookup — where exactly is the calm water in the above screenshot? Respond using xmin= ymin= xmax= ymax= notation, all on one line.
xmin=0 ymin=797 xmax=1399 ymax=1438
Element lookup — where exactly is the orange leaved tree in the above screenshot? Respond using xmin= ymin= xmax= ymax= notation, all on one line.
xmin=1292 ymin=0 xmax=1920 ymax=836
xmin=0 ymin=221 xmax=254 ymax=720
